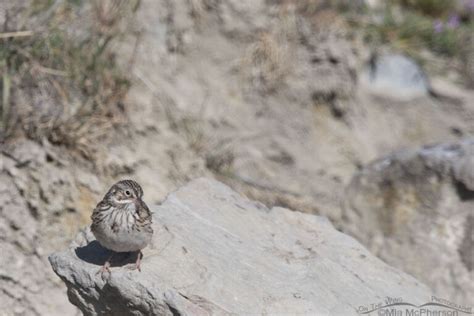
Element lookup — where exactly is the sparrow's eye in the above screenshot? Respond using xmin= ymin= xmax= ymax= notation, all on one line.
xmin=125 ymin=190 xmax=131 ymax=196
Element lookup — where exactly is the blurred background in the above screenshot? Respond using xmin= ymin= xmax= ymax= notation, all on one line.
xmin=0 ymin=0 xmax=473 ymax=314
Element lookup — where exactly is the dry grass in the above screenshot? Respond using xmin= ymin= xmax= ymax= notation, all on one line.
xmin=240 ymin=0 xmax=354 ymax=93
xmin=0 ymin=0 xmax=140 ymax=156
xmin=241 ymin=31 xmax=290 ymax=92
xmin=396 ymin=0 xmax=456 ymax=17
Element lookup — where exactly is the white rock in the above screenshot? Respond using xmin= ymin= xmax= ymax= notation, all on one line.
xmin=360 ymin=53 xmax=430 ymax=100
xmin=50 ymin=178 xmax=431 ymax=315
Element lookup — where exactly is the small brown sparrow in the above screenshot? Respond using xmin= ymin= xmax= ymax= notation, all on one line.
xmin=91 ymin=180 xmax=153 ymax=275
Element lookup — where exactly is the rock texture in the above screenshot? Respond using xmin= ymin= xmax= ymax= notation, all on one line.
xmin=3 ymin=1 xmax=474 ymax=314
xmin=50 ymin=178 xmax=431 ymax=315
xmin=0 ymin=140 xmax=100 ymax=316
xmin=118 ymin=0 xmax=474 ymax=227
xmin=342 ymin=139 xmax=474 ymax=304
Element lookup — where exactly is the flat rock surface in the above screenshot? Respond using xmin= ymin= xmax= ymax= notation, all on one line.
xmin=50 ymin=178 xmax=431 ymax=315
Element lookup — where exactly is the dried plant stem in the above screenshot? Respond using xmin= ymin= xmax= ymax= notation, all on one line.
xmin=2 ymin=69 xmax=11 ymax=132
xmin=0 ymin=31 xmax=33 ymax=39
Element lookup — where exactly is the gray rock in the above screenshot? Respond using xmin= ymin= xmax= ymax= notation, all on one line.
xmin=0 ymin=140 xmax=84 ymax=316
xmin=50 ymin=178 xmax=431 ymax=315
xmin=342 ymin=139 xmax=474 ymax=304
xmin=360 ymin=53 xmax=430 ymax=100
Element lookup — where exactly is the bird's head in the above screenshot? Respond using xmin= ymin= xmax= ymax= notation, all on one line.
xmin=106 ymin=179 xmax=144 ymax=206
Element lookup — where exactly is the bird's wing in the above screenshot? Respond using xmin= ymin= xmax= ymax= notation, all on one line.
xmin=91 ymin=199 xmax=111 ymax=223
xmin=137 ymin=199 xmax=153 ymax=233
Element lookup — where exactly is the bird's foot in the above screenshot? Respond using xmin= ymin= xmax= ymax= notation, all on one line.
xmin=126 ymin=251 xmax=142 ymax=272
xmin=96 ymin=261 xmax=111 ymax=280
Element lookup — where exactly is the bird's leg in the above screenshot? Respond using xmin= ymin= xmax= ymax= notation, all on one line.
xmin=96 ymin=252 xmax=114 ymax=276
xmin=125 ymin=251 xmax=143 ymax=271
xmin=135 ymin=251 xmax=142 ymax=272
